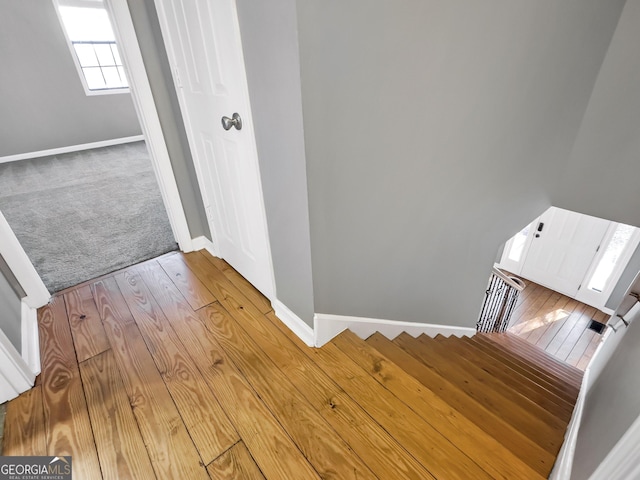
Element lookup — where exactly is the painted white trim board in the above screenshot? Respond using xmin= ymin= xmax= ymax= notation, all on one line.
xmin=21 ymin=300 xmax=41 ymax=376
xmin=273 ymin=300 xmax=314 ymax=347
xmin=0 ymin=135 xmax=145 ymax=164
xmin=314 ymin=313 xmax=476 ymax=347
xmin=0 ymin=326 xmax=36 ymax=403
xmin=549 ymin=368 xmax=590 ymax=480
xmin=0 ymin=211 xmax=50 ymax=309
xmin=106 ymin=0 xmax=194 ymax=253
xmin=191 ymin=236 xmax=220 ymax=257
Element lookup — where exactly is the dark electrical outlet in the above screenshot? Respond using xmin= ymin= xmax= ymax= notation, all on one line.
xmin=588 ymin=319 xmax=606 ymax=335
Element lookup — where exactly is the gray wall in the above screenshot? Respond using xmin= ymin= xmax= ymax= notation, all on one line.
xmin=236 ymin=0 xmax=315 ymax=325
xmin=296 ymin=0 xmax=625 ymax=325
xmin=0 ymin=256 xmax=23 ymax=354
xmin=0 ymin=0 xmax=141 ymax=156
xmin=554 ymin=0 xmax=640 ymax=231
xmin=126 ymin=0 xmax=209 ymax=239
xmin=569 ymin=3 xmax=640 ymax=474
xmin=571 ymin=304 xmax=640 ymax=479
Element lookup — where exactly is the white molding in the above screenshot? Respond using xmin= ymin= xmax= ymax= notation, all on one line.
xmin=589 ymin=415 xmax=640 ymax=480
xmin=273 ymin=300 xmax=314 ymax=347
xmin=191 ymin=236 xmax=219 ymax=257
xmin=106 ymin=0 xmax=193 ymax=253
xmin=0 ymin=326 xmax=35 ymax=404
xmin=0 ymin=211 xmax=50 ymax=309
xmin=0 ymin=135 xmax=145 ymax=164
xmin=549 ymin=368 xmax=590 ymax=480
xmin=21 ymin=300 xmax=41 ymax=376
xmin=314 ymin=313 xmax=476 ymax=347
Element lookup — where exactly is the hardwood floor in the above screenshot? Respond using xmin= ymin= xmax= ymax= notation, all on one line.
xmin=3 ymin=250 xmax=578 ymax=479
xmin=507 ymin=277 xmax=610 ymax=370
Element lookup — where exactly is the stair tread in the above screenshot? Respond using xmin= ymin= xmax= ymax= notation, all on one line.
xmin=334 ymin=331 xmax=545 ymax=480
xmin=441 ymin=336 xmax=574 ymax=421
xmin=366 ymin=333 xmax=556 ymax=477
xmin=489 ymin=333 xmax=584 ymax=381
xmin=473 ymin=335 xmax=581 ymax=397
xmin=394 ymin=333 xmax=565 ymax=455
xmin=416 ymin=335 xmax=568 ymax=432
xmin=481 ymin=334 xmax=583 ymax=389
xmin=467 ymin=336 xmax=578 ymax=404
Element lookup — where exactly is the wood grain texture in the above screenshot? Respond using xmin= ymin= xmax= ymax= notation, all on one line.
xmin=140 ymin=260 xmax=372 ymax=479
xmin=396 ymin=333 xmax=563 ymax=455
xmin=507 ymin=278 xmax=608 ymax=370
xmin=92 ymin=277 xmax=210 ymax=480
xmin=207 ymin=442 xmax=265 ymax=480
xmin=366 ymin=333 xmax=556 ymax=477
xmin=79 ymin=350 xmax=156 ymax=480
xmin=129 ymin=261 xmax=320 ymax=480
xmin=156 ymin=256 xmax=216 ymax=310
xmin=3 ymin=386 xmax=47 ymax=456
xmin=456 ymin=337 xmax=573 ymax=420
xmin=199 ymin=303 xmax=377 ymax=480
xmin=200 ymin=250 xmax=272 ymax=314
xmin=114 ymin=270 xmax=238 ymax=466
xmin=38 ymin=296 xmax=102 ymax=479
xmin=334 ymin=331 xmax=545 ymax=480
xmin=185 ymin=254 xmax=432 ymax=479
xmin=64 ymin=285 xmax=110 ymax=362
xmin=302 ymin=337 xmax=495 ymax=479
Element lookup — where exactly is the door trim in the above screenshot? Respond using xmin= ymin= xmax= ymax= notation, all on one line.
xmin=151 ymin=0 xmax=277 ymax=300
xmin=106 ymin=0 xmax=194 ymax=252
xmin=0 ymin=211 xmax=50 ymax=309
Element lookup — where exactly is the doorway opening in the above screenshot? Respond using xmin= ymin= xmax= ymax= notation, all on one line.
xmin=0 ymin=0 xmax=179 ymax=293
xmin=492 ymin=206 xmax=640 ymax=370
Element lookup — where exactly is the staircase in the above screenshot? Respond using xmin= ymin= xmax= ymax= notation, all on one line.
xmin=334 ymin=329 xmax=583 ymax=479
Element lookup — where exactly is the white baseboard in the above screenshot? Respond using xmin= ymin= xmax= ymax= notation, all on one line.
xmin=549 ymin=368 xmax=590 ymax=480
xmin=273 ymin=300 xmax=315 ymax=347
xmin=0 ymin=324 xmax=35 ymax=403
xmin=190 ymin=236 xmax=219 ymax=257
xmin=21 ymin=300 xmax=41 ymax=376
xmin=0 ymin=135 xmax=145 ymax=164
xmin=314 ymin=313 xmax=476 ymax=347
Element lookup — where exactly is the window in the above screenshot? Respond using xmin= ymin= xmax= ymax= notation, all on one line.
xmin=54 ymin=0 xmax=128 ymax=93
xmin=587 ymin=223 xmax=636 ymax=293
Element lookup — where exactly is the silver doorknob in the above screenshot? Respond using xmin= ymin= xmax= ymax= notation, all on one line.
xmin=221 ymin=113 xmax=242 ymax=131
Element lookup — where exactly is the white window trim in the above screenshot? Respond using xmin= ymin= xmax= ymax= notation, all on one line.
xmin=52 ymin=0 xmax=130 ymax=96
xmin=576 ymin=224 xmax=640 ymax=312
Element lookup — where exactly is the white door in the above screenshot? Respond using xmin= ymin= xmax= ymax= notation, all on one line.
xmin=154 ymin=0 xmax=274 ymax=298
xmin=520 ymin=207 xmax=609 ymax=297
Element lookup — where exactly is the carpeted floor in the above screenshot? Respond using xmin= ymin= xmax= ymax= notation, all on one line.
xmin=0 ymin=141 xmax=177 ymax=292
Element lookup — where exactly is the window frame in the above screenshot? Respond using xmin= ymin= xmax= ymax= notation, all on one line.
xmin=52 ymin=0 xmax=130 ymax=96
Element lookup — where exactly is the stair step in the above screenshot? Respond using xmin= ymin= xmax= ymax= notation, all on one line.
xmin=366 ymin=333 xmax=555 ymax=477
xmin=333 ymin=331 xmax=544 ymax=480
xmin=417 ymin=335 xmax=568 ymax=431
xmin=480 ymin=334 xmax=582 ymax=391
xmin=394 ymin=333 xmax=565 ymax=455
xmin=464 ymin=336 xmax=578 ymax=404
xmin=319 ymin=331 xmax=496 ymax=480
xmin=487 ymin=333 xmax=583 ymax=386
xmin=440 ymin=336 xmax=574 ymax=421
xmin=472 ymin=335 xmax=580 ymax=400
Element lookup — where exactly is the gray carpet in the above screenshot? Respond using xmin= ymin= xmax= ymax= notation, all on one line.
xmin=0 ymin=141 xmax=177 ymax=292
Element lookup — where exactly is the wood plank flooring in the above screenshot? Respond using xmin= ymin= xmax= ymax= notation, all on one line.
xmin=4 ymin=251 xmax=575 ymax=479
xmin=507 ymin=277 xmax=609 ymax=370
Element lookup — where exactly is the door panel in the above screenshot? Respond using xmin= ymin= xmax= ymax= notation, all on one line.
xmin=156 ymin=0 xmax=274 ymax=297
xmin=521 ymin=207 xmax=609 ymax=297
